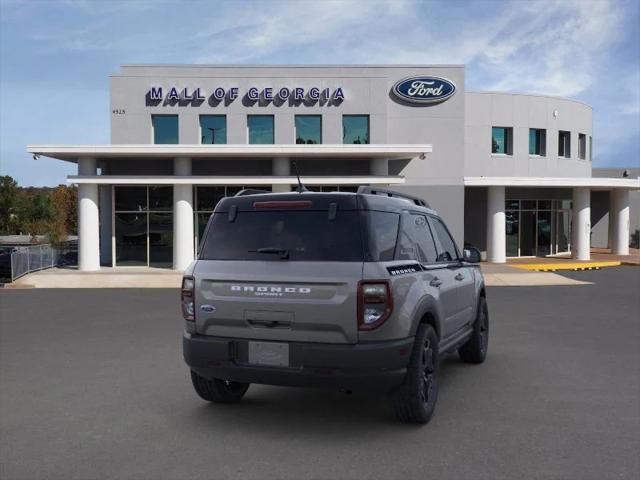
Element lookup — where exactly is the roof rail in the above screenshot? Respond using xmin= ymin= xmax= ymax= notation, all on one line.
xmin=234 ymin=188 xmax=271 ymax=197
xmin=357 ymin=186 xmax=430 ymax=208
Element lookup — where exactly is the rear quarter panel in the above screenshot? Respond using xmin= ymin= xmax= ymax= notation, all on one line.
xmin=359 ymin=261 xmax=444 ymax=342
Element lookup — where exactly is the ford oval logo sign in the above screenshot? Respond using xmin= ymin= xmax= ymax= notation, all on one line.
xmin=391 ymin=76 xmax=456 ymax=104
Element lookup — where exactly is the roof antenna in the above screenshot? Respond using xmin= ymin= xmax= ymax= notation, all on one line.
xmin=292 ymin=160 xmax=308 ymax=193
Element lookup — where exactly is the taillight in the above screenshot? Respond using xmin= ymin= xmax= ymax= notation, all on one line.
xmin=181 ymin=276 xmax=195 ymax=321
xmin=357 ymin=280 xmax=393 ymax=331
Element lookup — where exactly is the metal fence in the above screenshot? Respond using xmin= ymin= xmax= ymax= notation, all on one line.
xmin=4 ymin=243 xmax=77 ymax=282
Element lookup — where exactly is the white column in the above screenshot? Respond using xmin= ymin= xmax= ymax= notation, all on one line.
xmin=572 ymin=187 xmax=591 ymax=260
xmin=78 ymin=157 xmax=100 ymax=271
xmin=611 ymin=189 xmax=630 ymax=255
xmin=173 ymin=157 xmax=194 ymax=271
xmin=272 ymin=157 xmax=290 ymax=193
xmin=371 ymin=158 xmax=388 ymax=176
xmin=486 ymin=186 xmax=506 ymax=263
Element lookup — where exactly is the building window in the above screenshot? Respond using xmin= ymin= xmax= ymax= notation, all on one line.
xmin=152 ymin=115 xmax=179 ymax=144
xmin=248 ymin=115 xmax=274 ymax=144
xmin=558 ymin=130 xmax=571 ymax=158
xmin=303 ymin=185 xmax=361 ymax=192
xmin=529 ymin=128 xmax=546 ymax=156
xmin=295 ymin=115 xmax=322 ymax=144
xmin=589 ymin=136 xmax=592 ymax=161
xmin=200 ymin=115 xmax=227 ymax=144
xmin=343 ymin=115 xmax=369 ymax=144
xmin=578 ymin=133 xmax=586 ymax=160
xmin=491 ymin=127 xmax=513 ymax=155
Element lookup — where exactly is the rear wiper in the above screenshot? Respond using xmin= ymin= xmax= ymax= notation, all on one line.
xmin=248 ymin=247 xmax=290 ymax=260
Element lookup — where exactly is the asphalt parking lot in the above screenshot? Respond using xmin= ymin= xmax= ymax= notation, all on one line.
xmin=1 ymin=267 xmax=639 ymax=480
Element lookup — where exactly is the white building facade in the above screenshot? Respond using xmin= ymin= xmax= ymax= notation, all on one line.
xmin=28 ymin=65 xmax=638 ymax=271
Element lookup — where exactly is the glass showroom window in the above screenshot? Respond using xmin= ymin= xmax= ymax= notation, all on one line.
xmin=343 ymin=115 xmax=369 ymax=144
xmin=504 ymin=199 xmax=572 ymax=258
xmin=152 ymin=115 xmax=179 ymax=144
xmin=304 ymin=185 xmax=361 ymax=192
xmin=248 ymin=115 xmax=274 ymax=144
xmin=578 ymin=133 xmax=587 ymax=160
xmin=491 ymin=127 xmax=513 ymax=155
xmin=200 ymin=115 xmax=227 ymax=144
xmin=114 ymin=186 xmax=173 ymax=268
xmin=529 ymin=128 xmax=546 ymax=156
xmin=295 ymin=115 xmax=322 ymax=144
xmin=558 ymin=131 xmax=571 ymax=158
xmin=193 ymin=185 xmax=272 ymax=253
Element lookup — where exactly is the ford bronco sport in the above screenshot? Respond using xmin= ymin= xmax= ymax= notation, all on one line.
xmin=182 ymin=187 xmax=488 ymax=424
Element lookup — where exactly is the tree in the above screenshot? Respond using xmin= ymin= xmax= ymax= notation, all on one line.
xmin=18 ymin=189 xmax=55 ymax=239
xmin=0 ymin=177 xmax=76 ymax=242
xmin=0 ymin=175 xmax=19 ymax=234
xmin=48 ymin=185 xmax=77 ymax=244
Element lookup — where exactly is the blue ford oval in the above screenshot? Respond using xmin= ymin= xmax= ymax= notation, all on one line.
xmin=392 ymin=76 xmax=456 ymax=104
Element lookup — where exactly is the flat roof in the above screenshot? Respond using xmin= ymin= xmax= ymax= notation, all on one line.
xmin=67 ymin=175 xmax=405 ymax=186
xmin=464 ymin=176 xmax=640 ymax=190
xmin=118 ymin=64 xmax=466 ymax=69
xmin=28 ymin=144 xmax=432 ymax=163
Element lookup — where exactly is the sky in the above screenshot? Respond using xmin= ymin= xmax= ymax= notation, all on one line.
xmin=0 ymin=0 xmax=639 ymax=187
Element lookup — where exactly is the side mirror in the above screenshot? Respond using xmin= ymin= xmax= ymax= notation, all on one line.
xmin=462 ymin=246 xmax=482 ymax=264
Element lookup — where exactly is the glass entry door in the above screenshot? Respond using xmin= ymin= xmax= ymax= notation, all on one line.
xmin=505 ymin=199 xmax=572 ymax=257
xmin=555 ymin=210 xmax=571 ymax=254
xmin=520 ymin=211 xmax=536 ymax=256
xmin=114 ymin=186 xmax=173 ymax=267
xmin=537 ymin=211 xmax=552 ymax=256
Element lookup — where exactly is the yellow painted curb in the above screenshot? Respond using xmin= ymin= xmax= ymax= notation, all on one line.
xmin=511 ymin=261 xmax=621 ymax=272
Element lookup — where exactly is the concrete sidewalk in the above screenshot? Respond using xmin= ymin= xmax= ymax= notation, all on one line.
xmin=8 ymin=267 xmax=182 ymax=289
xmin=480 ymin=263 xmax=591 ymax=286
xmin=7 ymin=263 xmax=591 ymax=288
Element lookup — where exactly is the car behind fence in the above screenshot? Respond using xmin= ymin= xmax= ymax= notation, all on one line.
xmin=0 ymin=243 xmax=77 ymax=283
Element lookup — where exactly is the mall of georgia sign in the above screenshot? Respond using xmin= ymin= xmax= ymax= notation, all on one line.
xmin=391 ymin=76 xmax=456 ymax=104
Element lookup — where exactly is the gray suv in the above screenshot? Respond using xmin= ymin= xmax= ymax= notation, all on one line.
xmin=182 ymin=187 xmax=488 ymax=424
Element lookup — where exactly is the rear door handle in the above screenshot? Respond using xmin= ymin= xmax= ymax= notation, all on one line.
xmin=454 ymin=273 xmax=464 ymax=281
xmin=430 ymin=277 xmax=443 ymax=287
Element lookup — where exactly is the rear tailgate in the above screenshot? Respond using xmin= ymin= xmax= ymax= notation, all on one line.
xmin=193 ymin=194 xmax=364 ymax=344
xmin=194 ymin=260 xmax=362 ymax=344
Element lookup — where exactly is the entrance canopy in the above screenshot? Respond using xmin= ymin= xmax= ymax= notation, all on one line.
xmin=27 ymin=144 xmax=432 ymax=163
xmin=464 ymin=176 xmax=640 ymax=190
xmin=66 ymin=175 xmax=404 ymax=185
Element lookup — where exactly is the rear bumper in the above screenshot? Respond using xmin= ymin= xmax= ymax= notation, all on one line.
xmin=183 ymin=333 xmax=414 ymax=391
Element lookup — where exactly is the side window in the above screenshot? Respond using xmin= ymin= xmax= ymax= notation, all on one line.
xmin=429 ymin=217 xmax=459 ymax=262
xmin=365 ymin=211 xmax=400 ymax=261
xmin=396 ymin=214 xmax=438 ymax=263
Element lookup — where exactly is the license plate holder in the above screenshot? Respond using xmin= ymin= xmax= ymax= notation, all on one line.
xmin=248 ymin=341 xmax=289 ymax=367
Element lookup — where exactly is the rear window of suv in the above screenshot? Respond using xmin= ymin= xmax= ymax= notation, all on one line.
xmin=200 ymin=210 xmax=364 ymax=261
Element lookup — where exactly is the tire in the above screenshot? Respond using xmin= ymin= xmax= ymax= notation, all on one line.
xmin=458 ymin=296 xmax=489 ymax=364
xmin=190 ymin=370 xmax=250 ymax=404
xmin=391 ymin=324 xmax=439 ymax=424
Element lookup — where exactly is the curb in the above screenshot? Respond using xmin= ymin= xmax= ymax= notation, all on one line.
xmin=510 ymin=261 xmax=622 ymax=272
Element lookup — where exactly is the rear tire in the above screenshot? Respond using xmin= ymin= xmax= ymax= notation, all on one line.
xmin=458 ymin=296 xmax=489 ymax=364
xmin=391 ymin=324 xmax=439 ymax=424
xmin=190 ymin=370 xmax=249 ymax=403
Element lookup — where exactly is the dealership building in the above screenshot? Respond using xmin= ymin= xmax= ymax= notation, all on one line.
xmin=28 ymin=65 xmax=639 ymax=271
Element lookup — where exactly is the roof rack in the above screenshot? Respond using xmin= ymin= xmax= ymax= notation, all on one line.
xmin=234 ymin=188 xmax=271 ymax=197
xmin=357 ymin=186 xmax=430 ymax=208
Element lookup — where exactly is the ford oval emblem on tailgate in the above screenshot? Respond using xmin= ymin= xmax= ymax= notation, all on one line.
xmin=200 ymin=305 xmax=216 ymax=313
